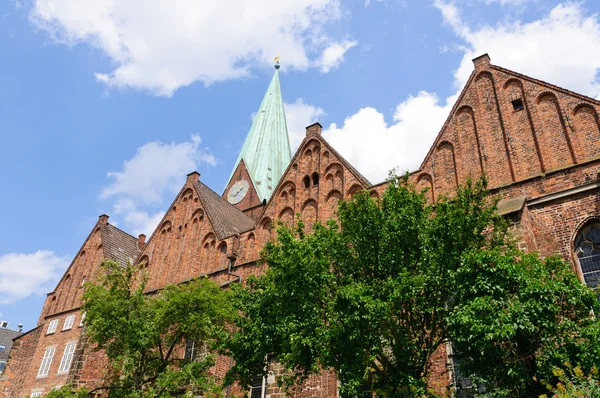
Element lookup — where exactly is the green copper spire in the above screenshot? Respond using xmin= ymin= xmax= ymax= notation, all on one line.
xmin=230 ymin=62 xmax=291 ymax=201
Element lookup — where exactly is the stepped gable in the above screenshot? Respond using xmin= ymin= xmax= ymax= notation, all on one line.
xmin=412 ymin=53 xmax=600 ymax=202
xmin=100 ymin=223 xmax=140 ymax=265
xmin=193 ymin=180 xmax=256 ymax=239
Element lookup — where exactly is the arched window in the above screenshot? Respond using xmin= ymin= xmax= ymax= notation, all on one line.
xmin=303 ymin=175 xmax=310 ymax=189
xmin=311 ymin=172 xmax=319 ymax=186
xmin=574 ymin=222 xmax=600 ymax=288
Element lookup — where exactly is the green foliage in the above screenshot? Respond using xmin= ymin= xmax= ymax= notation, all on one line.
xmin=44 ymin=385 xmax=89 ymax=398
xmin=540 ymin=364 xmax=600 ymax=398
xmin=227 ymin=178 xmax=499 ymax=397
xmin=226 ymin=176 xmax=600 ymax=398
xmin=449 ymin=251 xmax=600 ymax=397
xmin=59 ymin=260 xmax=234 ymax=397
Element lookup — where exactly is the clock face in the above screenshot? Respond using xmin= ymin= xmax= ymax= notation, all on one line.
xmin=227 ymin=179 xmax=250 ymax=204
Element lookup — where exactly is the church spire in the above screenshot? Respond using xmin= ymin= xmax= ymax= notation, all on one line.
xmin=227 ymin=61 xmax=291 ymax=203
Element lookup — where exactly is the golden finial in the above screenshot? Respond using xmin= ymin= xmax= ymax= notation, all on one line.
xmin=274 ymin=54 xmax=280 ymax=70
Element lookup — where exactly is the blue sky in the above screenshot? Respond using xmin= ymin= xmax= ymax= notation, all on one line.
xmin=1 ymin=0 xmax=600 ymax=330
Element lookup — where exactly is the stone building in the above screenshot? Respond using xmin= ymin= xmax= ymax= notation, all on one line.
xmin=3 ymin=54 xmax=600 ymax=397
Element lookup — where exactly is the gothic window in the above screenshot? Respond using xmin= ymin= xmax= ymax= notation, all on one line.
xmin=574 ymin=223 xmax=600 ymax=288
xmin=311 ymin=172 xmax=319 ymax=186
xmin=303 ymin=175 xmax=311 ymax=189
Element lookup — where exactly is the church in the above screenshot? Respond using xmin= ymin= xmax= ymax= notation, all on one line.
xmin=3 ymin=53 xmax=600 ymax=397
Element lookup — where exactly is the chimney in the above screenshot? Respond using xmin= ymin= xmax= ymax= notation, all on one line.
xmin=138 ymin=234 xmax=147 ymax=250
xmin=472 ymin=53 xmax=491 ymax=71
xmin=98 ymin=214 xmax=109 ymax=225
xmin=306 ymin=122 xmax=322 ymax=137
xmin=187 ymin=171 xmax=200 ymax=184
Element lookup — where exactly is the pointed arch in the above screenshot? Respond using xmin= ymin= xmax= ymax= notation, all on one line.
xmin=502 ymin=78 xmax=544 ymax=178
xmin=301 ymin=199 xmax=318 ymax=229
xmin=572 ymin=103 xmax=600 ymax=160
xmin=259 ymin=217 xmax=273 ymax=242
xmin=535 ymin=92 xmax=576 ymax=168
xmin=456 ymin=105 xmax=484 ymax=179
xmin=416 ymin=173 xmax=434 ymax=204
xmin=278 ymin=207 xmax=295 ymax=227
xmin=160 ymin=220 xmax=172 ymax=234
xmin=347 ymin=184 xmax=364 ymax=198
xmin=191 ymin=208 xmax=204 ymax=224
xmin=434 ymin=141 xmax=458 ymax=194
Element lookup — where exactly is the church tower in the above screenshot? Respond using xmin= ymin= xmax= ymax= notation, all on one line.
xmin=223 ymin=60 xmax=291 ymax=211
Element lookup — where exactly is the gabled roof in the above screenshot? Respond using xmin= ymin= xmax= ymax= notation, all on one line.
xmin=261 ymin=129 xmax=373 ymax=218
xmin=418 ymin=55 xmax=600 ymax=173
xmin=51 ymin=218 xmax=139 ymax=292
xmin=229 ymin=67 xmax=292 ymax=202
xmin=101 ymin=223 xmax=140 ymax=265
xmin=319 ymin=134 xmax=372 ymax=187
xmin=193 ymin=180 xmax=256 ymax=239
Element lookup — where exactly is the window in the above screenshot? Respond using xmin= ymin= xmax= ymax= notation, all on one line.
xmin=303 ymin=175 xmax=311 ymax=189
xmin=311 ymin=172 xmax=319 ymax=186
xmin=30 ymin=393 xmax=42 ymax=398
xmin=63 ymin=315 xmax=75 ymax=331
xmin=1 ymin=321 xmax=7 ymax=328
xmin=250 ymin=375 xmax=265 ymax=398
xmin=511 ymin=98 xmax=524 ymax=111
xmin=79 ymin=312 xmax=86 ymax=327
xmin=46 ymin=319 xmax=59 ymax=334
xmin=57 ymin=342 xmax=76 ymax=374
xmin=0 ymin=360 xmax=6 ymax=374
xmin=0 ymin=344 xmax=5 ymax=352
xmin=80 ymin=276 xmax=86 ymax=287
xmin=574 ymin=223 xmax=600 ymax=288
xmin=37 ymin=346 xmax=56 ymax=377
xmin=184 ymin=339 xmax=198 ymax=362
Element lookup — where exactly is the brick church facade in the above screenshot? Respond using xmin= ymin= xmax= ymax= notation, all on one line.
xmin=3 ymin=54 xmax=600 ymax=397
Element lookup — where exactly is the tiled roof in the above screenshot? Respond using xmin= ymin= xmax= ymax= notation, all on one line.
xmin=101 ymin=223 xmax=140 ymax=265
xmin=194 ymin=181 xmax=256 ymax=240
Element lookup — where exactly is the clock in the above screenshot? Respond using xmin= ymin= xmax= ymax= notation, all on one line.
xmin=227 ymin=179 xmax=250 ymax=204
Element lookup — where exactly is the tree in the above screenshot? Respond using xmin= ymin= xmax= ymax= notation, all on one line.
xmin=225 ymin=177 xmax=599 ymax=397
xmin=449 ymin=250 xmax=600 ymax=397
xmin=58 ymin=260 xmax=234 ymax=397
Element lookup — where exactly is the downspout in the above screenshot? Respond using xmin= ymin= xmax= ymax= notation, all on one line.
xmin=226 ymin=236 xmax=242 ymax=398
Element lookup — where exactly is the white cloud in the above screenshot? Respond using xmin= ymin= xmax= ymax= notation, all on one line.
xmin=323 ymin=92 xmax=451 ymax=182
xmin=101 ymin=135 xmax=215 ymax=236
xmin=284 ymin=99 xmax=326 ymax=152
xmin=0 ymin=251 xmax=69 ymax=304
xmin=317 ymin=1 xmax=600 ymax=183
xmin=31 ymin=0 xmax=356 ymax=96
xmin=318 ymin=40 xmax=358 ymax=73
xmin=436 ymin=1 xmax=600 ymax=98
xmin=101 ymin=135 xmax=215 ymax=203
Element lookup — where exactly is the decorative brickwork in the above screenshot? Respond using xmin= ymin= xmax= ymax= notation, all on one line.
xmin=5 ymin=54 xmax=600 ymax=397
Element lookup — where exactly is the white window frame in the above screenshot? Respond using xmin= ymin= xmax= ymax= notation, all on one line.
xmin=0 ymin=360 xmax=6 ymax=374
xmin=63 ymin=315 xmax=75 ymax=331
xmin=79 ymin=311 xmax=86 ymax=327
xmin=37 ymin=346 xmax=56 ymax=378
xmin=46 ymin=319 xmax=59 ymax=334
xmin=31 ymin=393 xmax=42 ymax=398
xmin=0 ymin=344 xmax=6 ymax=352
xmin=57 ymin=342 xmax=77 ymax=374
